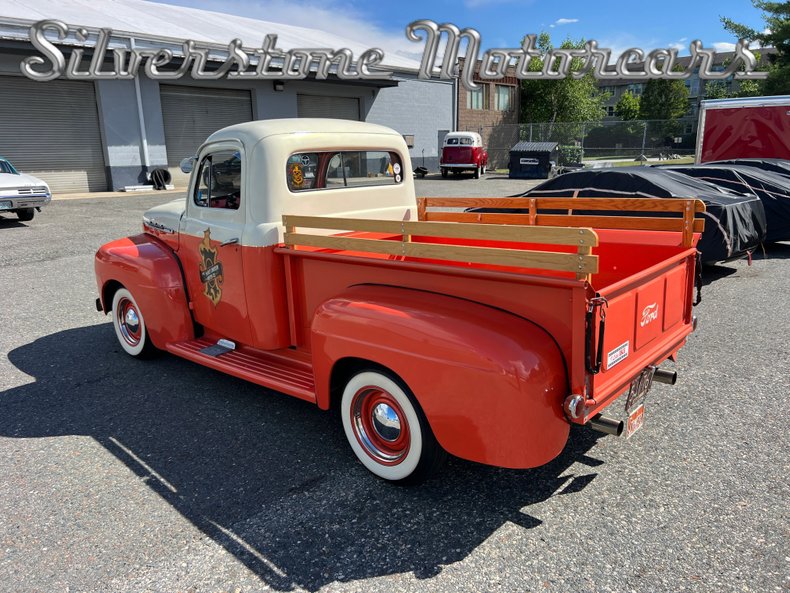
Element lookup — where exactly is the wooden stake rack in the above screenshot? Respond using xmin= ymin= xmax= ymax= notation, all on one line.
xmin=283 ymin=196 xmax=704 ymax=282
xmin=282 ymin=214 xmax=600 ymax=280
xmin=417 ymin=196 xmax=706 ymax=248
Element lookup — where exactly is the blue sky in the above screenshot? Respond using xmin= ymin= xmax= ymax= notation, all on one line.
xmin=151 ymin=0 xmax=767 ymax=59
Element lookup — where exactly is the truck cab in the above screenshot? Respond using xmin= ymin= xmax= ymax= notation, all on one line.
xmin=137 ymin=119 xmax=415 ymax=351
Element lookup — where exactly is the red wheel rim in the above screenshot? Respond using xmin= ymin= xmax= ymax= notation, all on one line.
xmin=350 ymin=386 xmax=411 ymax=466
xmin=116 ymin=297 xmax=142 ymax=346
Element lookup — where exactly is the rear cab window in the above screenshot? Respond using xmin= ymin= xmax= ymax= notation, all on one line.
xmin=287 ymin=150 xmax=403 ymax=192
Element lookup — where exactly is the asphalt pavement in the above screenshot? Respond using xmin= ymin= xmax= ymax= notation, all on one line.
xmin=0 ymin=176 xmax=787 ymax=592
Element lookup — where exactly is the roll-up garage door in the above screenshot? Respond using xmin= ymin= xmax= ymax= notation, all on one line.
xmin=297 ymin=95 xmax=361 ymax=120
xmin=0 ymin=76 xmax=107 ymax=193
xmin=160 ymin=85 xmax=253 ymax=185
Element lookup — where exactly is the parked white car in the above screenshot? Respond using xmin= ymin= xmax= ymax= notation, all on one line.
xmin=0 ymin=157 xmax=51 ymax=221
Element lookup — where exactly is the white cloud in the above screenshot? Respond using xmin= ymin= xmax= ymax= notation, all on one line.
xmin=596 ymin=33 xmax=659 ymax=63
xmin=152 ymin=0 xmax=425 ymax=61
xmin=668 ymin=37 xmax=688 ymax=52
xmin=712 ymin=41 xmax=737 ymax=52
xmin=549 ymin=17 xmax=579 ymax=28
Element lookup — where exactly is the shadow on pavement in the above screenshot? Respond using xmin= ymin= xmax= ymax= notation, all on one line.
xmin=0 ymin=215 xmax=28 ymax=228
xmin=700 ymin=263 xmax=738 ymax=286
xmin=758 ymin=241 xmax=790 ymax=260
xmin=3 ymin=325 xmax=605 ymax=591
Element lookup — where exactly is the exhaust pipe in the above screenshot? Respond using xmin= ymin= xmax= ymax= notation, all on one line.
xmin=653 ymin=368 xmax=677 ymax=385
xmin=588 ymin=414 xmax=623 ymax=436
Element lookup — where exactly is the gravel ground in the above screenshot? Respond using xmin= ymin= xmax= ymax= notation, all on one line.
xmin=0 ymin=178 xmax=787 ymax=593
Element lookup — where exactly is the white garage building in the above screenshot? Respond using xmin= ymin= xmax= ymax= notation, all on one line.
xmin=0 ymin=0 xmax=456 ymax=192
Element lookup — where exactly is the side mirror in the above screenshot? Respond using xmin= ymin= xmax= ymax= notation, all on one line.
xmin=180 ymin=156 xmax=197 ymax=174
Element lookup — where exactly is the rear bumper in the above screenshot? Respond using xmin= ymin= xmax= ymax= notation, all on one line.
xmin=0 ymin=195 xmax=51 ymax=210
xmin=569 ymin=319 xmax=692 ymax=425
xmin=441 ymin=163 xmax=480 ymax=169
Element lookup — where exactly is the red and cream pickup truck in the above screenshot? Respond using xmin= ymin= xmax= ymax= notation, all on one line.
xmin=95 ymin=119 xmax=704 ymax=483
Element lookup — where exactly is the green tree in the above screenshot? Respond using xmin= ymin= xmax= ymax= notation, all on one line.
xmin=736 ymin=79 xmax=763 ymax=97
xmin=639 ymin=78 xmax=690 ymax=121
xmin=520 ymin=33 xmax=608 ymax=143
xmin=614 ymin=91 xmax=641 ymax=120
xmin=638 ymin=75 xmax=690 ymax=142
xmin=704 ymin=81 xmax=731 ymax=99
xmin=721 ymin=1 xmax=790 ymax=95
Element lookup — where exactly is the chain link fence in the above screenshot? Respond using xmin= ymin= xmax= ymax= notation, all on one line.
xmin=465 ymin=118 xmax=698 ymax=169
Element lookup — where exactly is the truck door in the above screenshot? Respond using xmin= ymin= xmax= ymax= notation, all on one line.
xmin=178 ymin=143 xmax=253 ymax=345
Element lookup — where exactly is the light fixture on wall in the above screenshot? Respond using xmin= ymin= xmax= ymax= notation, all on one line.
xmin=273 ymin=81 xmax=284 ymax=92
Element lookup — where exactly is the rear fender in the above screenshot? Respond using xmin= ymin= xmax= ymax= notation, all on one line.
xmin=311 ymin=285 xmax=570 ymax=469
xmin=95 ymin=234 xmax=193 ymax=348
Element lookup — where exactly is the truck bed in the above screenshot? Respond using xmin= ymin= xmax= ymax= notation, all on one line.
xmin=278 ymin=196 xmax=705 ymax=422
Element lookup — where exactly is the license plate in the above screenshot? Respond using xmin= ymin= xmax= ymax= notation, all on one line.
xmin=625 ymin=367 xmax=655 ymax=414
xmin=626 ymin=405 xmax=645 ymax=438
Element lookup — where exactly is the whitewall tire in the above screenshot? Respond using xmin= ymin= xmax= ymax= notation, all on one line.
xmin=111 ymin=288 xmax=154 ymax=357
xmin=341 ymin=370 xmax=445 ymax=483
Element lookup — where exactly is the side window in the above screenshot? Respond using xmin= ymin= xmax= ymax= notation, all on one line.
xmin=288 ymin=150 xmax=403 ymax=192
xmin=194 ymin=150 xmax=242 ymax=210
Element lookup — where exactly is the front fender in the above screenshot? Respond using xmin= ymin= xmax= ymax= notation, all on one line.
xmin=95 ymin=234 xmax=193 ymax=348
xmin=311 ymin=285 xmax=570 ymax=469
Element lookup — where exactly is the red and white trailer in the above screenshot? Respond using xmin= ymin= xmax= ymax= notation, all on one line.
xmin=696 ymin=95 xmax=790 ymax=163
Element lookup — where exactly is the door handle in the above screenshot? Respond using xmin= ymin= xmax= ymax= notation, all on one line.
xmin=220 ymin=237 xmax=239 ymax=247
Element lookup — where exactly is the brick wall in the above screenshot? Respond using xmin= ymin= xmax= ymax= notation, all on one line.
xmin=457 ymin=66 xmax=521 ymax=169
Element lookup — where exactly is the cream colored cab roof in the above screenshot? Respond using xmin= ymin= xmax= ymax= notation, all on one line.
xmin=206 ymin=118 xmax=405 ymax=151
xmin=199 ymin=118 xmax=416 ymax=227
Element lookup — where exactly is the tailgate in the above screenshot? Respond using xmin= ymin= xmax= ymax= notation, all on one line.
xmin=442 ymin=147 xmax=474 ymax=164
xmin=587 ymin=249 xmax=697 ymax=415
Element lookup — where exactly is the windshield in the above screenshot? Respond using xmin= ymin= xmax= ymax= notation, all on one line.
xmin=0 ymin=159 xmax=19 ymax=175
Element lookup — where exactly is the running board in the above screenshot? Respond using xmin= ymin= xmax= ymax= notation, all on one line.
xmin=166 ymin=338 xmax=316 ymax=402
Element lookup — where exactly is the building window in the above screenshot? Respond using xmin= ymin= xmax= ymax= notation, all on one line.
xmin=494 ymin=85 xmax=513 ymax=111
xmin=467 ymin=86 xmax=487 ymax=110
xmin=627 ymin=84 xmax=644 ymax=96
xmin=606 ymin=105 xmax=615 ymax=117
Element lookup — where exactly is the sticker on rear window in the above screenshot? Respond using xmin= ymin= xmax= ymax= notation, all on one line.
xmin=606 ymin=340 xmax=629 ymax=370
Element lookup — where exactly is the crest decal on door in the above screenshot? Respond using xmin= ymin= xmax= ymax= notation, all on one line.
xmin=198 ymin=229 xmax=224 ymax=305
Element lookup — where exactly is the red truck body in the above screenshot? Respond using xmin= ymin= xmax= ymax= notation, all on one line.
xmin=94 ymin=120 xmax=704 ymax=483
xmin=696 ymin=95 xmax=790 ymax=163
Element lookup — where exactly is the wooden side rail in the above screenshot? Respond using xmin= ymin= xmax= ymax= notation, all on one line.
xmin=417 ymin=196 xmax=706 ymax=249
xmin=282 ymin=214 xmax=599 ymax=280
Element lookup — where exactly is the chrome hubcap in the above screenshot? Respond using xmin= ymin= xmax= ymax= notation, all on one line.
xmin=372 ymin=403 xmax=401 ymax=441
xmin=116 ymin=298 xmax=142 ymax=347
xmin=124 ymin=308 xmax=140 ymax=333
xmin=350 ymin=386 xmax=410 ymax=465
